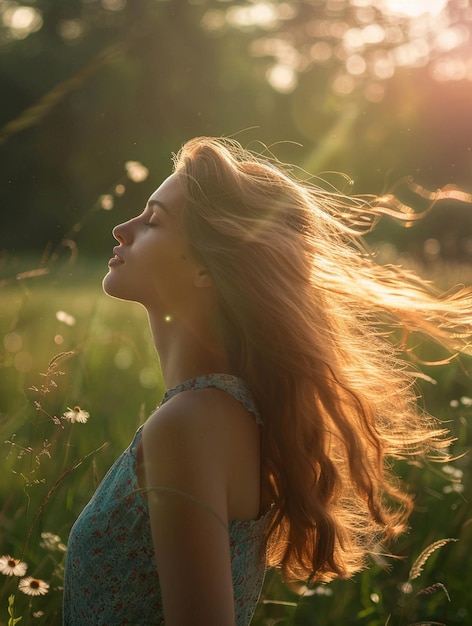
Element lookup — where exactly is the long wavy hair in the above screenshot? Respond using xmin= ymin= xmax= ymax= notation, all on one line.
xmin=173 ymin=136 xmax=472 ymax=583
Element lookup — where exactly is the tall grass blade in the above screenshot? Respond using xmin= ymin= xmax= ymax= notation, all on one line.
xmin=413 ymin=582 xmax=451 ymax=602
xmin=408 ymin=538 xmax=457 ymax=582
xmin=46 ymin=351 xmax=76 ymax=373
xmin=21 ymin=443 xmax=108 ymax=558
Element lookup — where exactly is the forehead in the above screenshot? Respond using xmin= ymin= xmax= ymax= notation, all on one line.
xmin=148 ymin=173 xmax=184 ymax=216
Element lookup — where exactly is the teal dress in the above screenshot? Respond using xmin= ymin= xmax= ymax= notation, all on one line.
xmin=63 ymin=374 xmax=268 ymax=625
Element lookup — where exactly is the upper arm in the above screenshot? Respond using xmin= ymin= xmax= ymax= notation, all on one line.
xmin=141 ymin=392 xmax=236 ymax=626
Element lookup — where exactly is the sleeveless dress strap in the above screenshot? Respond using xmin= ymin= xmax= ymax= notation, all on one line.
xmin=159 ymin=373 xmax=263 ymax=426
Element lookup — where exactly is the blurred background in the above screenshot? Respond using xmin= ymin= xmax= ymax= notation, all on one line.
xmin=1 ymin=1 xmax=472 ymax=625
xmin=1 ymin=0 xmax=472 ymax=263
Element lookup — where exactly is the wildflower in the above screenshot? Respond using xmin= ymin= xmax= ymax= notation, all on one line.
xmin=18 ymin=576 xmax=50 ymax=596
xmin=443 ymin=483 xmax=465 ymax=494
xmin=40 ymin=532 xmax=66 ymax=552
xmin=62 ymin=406 xmax=89 ymax=424
xmin=442 ymin=464 xmax=463 ymax=480
xmin=0 ymin=555 xmax=28 ymax=577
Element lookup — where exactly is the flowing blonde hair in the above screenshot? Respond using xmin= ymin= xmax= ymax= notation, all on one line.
xmin=173 ymin=136 xmax=472 ymax=583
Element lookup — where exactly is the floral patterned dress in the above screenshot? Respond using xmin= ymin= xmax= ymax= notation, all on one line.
xmin=63 ymin=374 xmax=268 ymax=625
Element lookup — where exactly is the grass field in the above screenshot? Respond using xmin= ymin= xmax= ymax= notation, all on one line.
xmin=1 ymin=258 xmax=471 ymax=626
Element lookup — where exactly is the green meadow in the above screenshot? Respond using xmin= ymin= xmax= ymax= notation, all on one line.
xmin=1 ymin=258 xmax=471 ymax=626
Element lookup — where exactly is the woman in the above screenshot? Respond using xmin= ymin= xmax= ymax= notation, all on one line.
xmin=63 ymin=136 xmax=472 ymax=625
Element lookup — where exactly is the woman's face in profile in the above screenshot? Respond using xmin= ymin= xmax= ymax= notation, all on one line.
xmin=103 ymin=174 xmax=202 ymax=315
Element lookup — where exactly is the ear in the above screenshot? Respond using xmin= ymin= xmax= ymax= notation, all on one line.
xmin=194 ymin=267 xmax=213 ymax=289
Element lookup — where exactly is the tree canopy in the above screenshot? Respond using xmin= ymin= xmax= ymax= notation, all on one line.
xmin=1 ymin=0 xmax=471 ymax=261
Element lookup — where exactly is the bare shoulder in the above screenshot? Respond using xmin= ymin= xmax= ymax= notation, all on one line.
xmin=141 ymin=386 xmax=261 ymax=520
xmin=140 ymin=388 xmax=254 ymax=624
xmin=143 ymin=386 xmax=258 ymax=447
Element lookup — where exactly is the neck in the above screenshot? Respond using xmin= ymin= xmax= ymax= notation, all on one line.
xmin=147 ymin=310 xmax=232 ymax=390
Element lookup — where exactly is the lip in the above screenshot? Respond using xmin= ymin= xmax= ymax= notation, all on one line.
xmin=108 ymin=247 xmax=125 ymax=267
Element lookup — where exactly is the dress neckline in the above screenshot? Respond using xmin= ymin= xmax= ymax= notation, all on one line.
xmin=158 ymin=373 xmax=263 ymax=426
xmin=161 ymin=373 xmax=248 ymax=403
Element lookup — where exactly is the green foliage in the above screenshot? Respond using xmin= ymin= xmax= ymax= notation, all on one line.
xmin=0 ymin=262 xmax=471 ymax=625
xmin=7 ymin=596 xmax=21 ymax=626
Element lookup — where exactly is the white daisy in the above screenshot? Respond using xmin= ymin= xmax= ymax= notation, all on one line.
xmin=18 ymin=576 xmax=50 ymax=596
xmin=0 ymin=555 xmax=28 ymax=577
xmin=40 ymin=532 xmax=66 ymax=553
xmin=62 ymin=406 xmax=89 ymax=424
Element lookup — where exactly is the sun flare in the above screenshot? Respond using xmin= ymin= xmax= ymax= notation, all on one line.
xmin=379 ymin=0 xmax=448 ymax=18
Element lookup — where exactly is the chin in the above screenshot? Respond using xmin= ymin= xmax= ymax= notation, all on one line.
xmin=102 ymin=273 xmax=148 ymax=308
xmin=102 ymin=270 xmax=115 ymax=295
xmin=102 ymin=272 xmax=130 ymax=301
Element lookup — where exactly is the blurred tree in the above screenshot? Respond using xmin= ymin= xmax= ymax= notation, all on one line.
xmin=0 ymin=0 xmax=471 ymax=261
xmin=0 ymin=0 xmax=289 ymax=257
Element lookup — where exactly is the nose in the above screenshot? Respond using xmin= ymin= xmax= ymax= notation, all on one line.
xmin=112 ymin=219 xmax=131 ymax=244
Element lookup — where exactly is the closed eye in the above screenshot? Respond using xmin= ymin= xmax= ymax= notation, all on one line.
xmin=141 ymin=208 xmax=160 ymax=227
xmin=142 ymin=198 xmax=168 ymax=227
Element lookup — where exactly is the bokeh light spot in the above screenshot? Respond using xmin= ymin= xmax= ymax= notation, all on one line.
xmin=56 ymin=310 xmax=76 ymax=326
xmin=362 ymin=24 xmax=385 ymax=45
xmin=226 ymin=2 xmax=278 ymax=30
xmin=3 ymin=6 xmax=43 ymax=39
xmin=200 ymin=10 xmax=226 ymax=32
xmin=266 ymin=64 xmax=297 ymax=93
xmin=346 ymin=54 xmax=367 ymax=76
xmin=310 ymin=41 xmax=332 ymax=63
xmin=431 ymin=57 xmax=468 ymax=82
xmin=344 ymin=28 xmax=364 ymax=50
xmin=364 ymin=81 xmax=385 ymax=102
xmin=332 ymin=73 xmax=355 ymax=95
xmin=4 ymin=332 xmax=22 ymax=353
xmin=436 ymin=26 xmax=469 ymax=52
xmin=114 ymin=346 xmax=134 ymax=370
xmin=373 ymin=53 xmax=395 ymax=79
xmin=355 ymin=6 xmax=376 ymax=25
xmin=424 ymin=238 xmax=441 ymax=259
xmin=139 ymin=367 xmax=159 ymax=389
xmin=125 ymin=161 xmax=149 ymax=183
xmin=99 ymin=194 xmax=114 ymax=210
xmin=14 ymin=351 xmax=33 ymax=373
xmin=379 ymin=0 xmax=447 ymax=18
xmin=58 ymin=19 xmax=84 ymax=41
xmin=102 ymin=0 xmax=127 ymax=11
